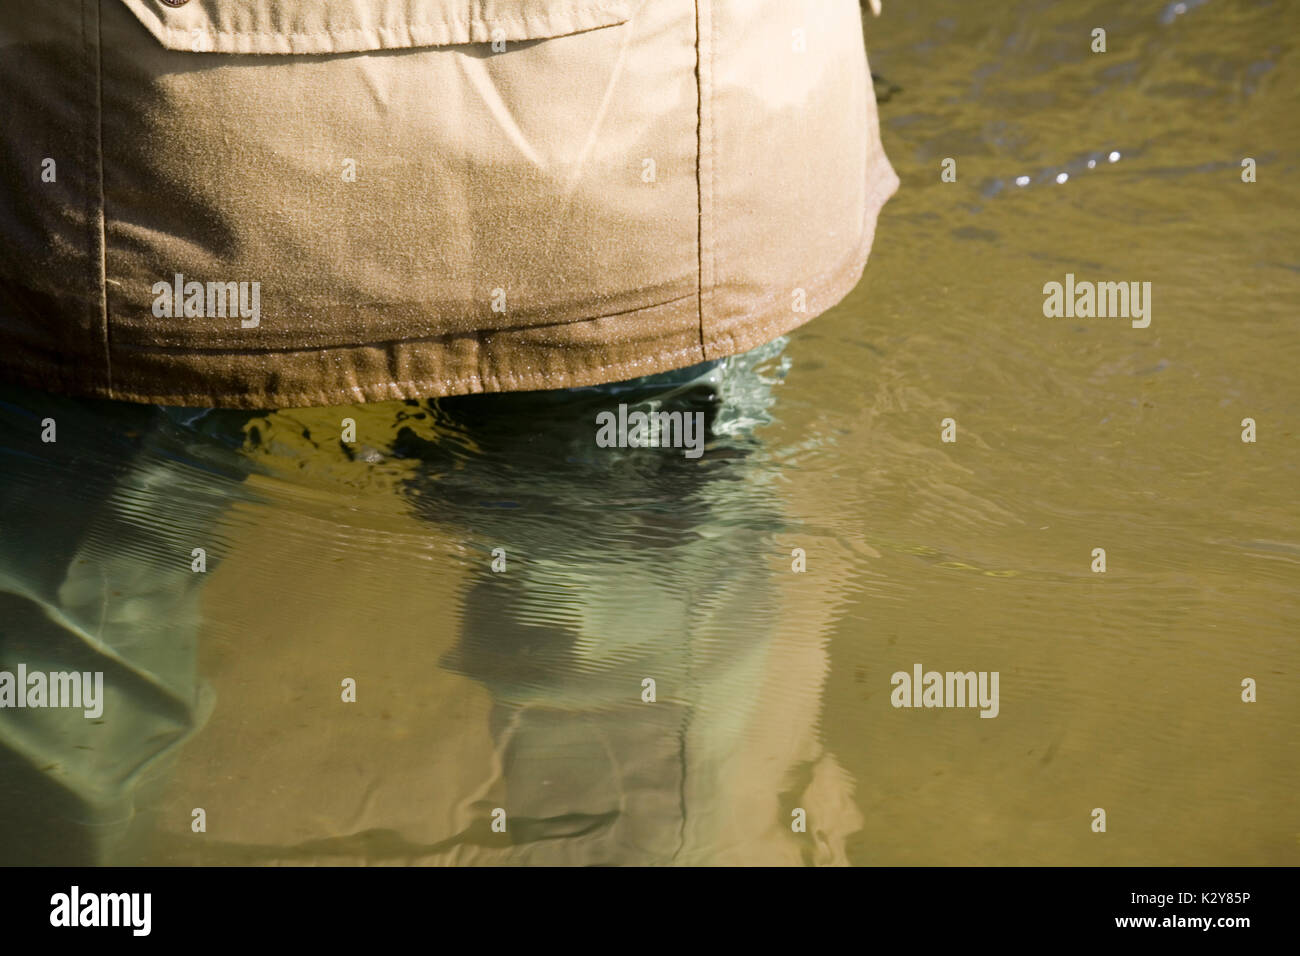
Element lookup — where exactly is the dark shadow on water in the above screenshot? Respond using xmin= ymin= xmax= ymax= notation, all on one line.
xmin=0 ymin=339 xmax=856 ymax=864
xmin=389 ymin=348 xmax=819 ymax=862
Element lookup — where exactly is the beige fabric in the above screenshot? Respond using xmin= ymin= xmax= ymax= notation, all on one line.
xmin=0 ymin=0 xmax=897 ymax=409
xmin=119 ymin=0 xmax=638 ymax=53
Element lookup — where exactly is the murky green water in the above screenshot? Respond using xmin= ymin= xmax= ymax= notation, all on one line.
xmin=2 ymin=0 xmax=1297 ymax=865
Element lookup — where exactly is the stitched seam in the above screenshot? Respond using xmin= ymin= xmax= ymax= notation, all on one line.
xmin=694 ymin=0 xmax=703 ymax=355
xmin=79 ymin=341 xmax=711 ymax=406
xmin=693 ymin=0 xmax=708 ymax=358
xmin=144 ymin=2 xmax=631 ymax=42
xmin=109 ymin=289 xmax=700 ymax=354
xmin=92 ymin=0 xmax=112 ymax=391
xmin=708 ymin=0 xmax=717 ymax=356
xmin=110 ymin=341 xmax=702 ymax=374
xmin=709 ymin=1 xmax=717 ymax=351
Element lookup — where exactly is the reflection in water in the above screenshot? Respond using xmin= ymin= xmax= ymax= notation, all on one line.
xmin=390 ymin=341 xmax=859 ymax=863
xmin=0 ymin=388 xmax=253 ymax=864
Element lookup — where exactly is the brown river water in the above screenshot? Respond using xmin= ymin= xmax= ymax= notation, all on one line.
xmin=1 ymin=0 xmax=1296 ymax=865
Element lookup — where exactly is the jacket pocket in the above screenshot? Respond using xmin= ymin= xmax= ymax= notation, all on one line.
xmin=102 ymin=0 xmax=700 ymax=353
xmin=118 ymin=0 xmax=635 ymax=53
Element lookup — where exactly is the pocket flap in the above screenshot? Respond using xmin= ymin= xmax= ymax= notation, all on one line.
xmin=119 ymin=0 xmax=634 ymax=54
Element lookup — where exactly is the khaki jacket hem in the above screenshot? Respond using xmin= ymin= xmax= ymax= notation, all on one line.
xmin=0 ymin=204 xmax=887 ymax=410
